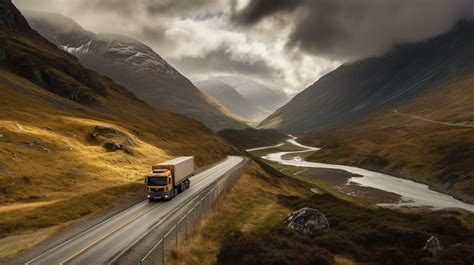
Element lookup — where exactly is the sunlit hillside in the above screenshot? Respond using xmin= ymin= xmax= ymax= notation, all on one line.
xmin=0 ymin=22 xmax=235 ymax=256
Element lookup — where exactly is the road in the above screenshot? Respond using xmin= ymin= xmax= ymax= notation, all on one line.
xmin=23 ymin=156 xmax=245 ymax=265
xmin=394 ymin=109 xmax=474 ymax=128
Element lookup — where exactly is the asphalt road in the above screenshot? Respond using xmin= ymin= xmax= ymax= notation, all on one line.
xmin=24 ymin=156 xmax=245 ymax=265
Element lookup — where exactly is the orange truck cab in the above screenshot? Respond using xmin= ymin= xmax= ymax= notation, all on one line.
xmin=145 ymin=156 xmax=194 ymax=201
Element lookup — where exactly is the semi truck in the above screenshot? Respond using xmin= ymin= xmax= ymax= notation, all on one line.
xmin=145 ymin=156 xmax=194 ymax=201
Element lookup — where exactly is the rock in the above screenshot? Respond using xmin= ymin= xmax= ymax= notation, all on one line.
xmin=15 ymin=123 xmax=24 ymax=131
xmin=93 ymin=126 xmax=121 ymax=138
xmin=310 ymin=188 xmax=324 ymax=194
xmin=423 ymin=236 xmax=442 ymax=255
xmin=104 ymin=142 xmax=123 ymax=152
xmin=42 ymin=147 xmax=51 ymax=152
xmin=65 ymin=132 xmax=76 ymax=137
xmin=284 ymin=207 xmax=330 ymax=235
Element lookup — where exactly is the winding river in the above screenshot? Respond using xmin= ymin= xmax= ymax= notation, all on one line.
xmin=252 ymin=136 xmax=474 ymax=212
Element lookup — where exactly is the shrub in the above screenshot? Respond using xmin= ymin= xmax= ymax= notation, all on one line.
xmin=217 ymin=229 xmax=334 ymax=265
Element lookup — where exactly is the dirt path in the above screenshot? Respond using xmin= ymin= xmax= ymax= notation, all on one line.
xmin=394 ymin=109 xmax=474 ymax=128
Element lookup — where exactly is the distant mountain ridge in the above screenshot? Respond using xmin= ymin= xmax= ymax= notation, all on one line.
xmin=195 ymin=79 xmax=270 ymax=123
xmin=259 ymin=20 xmax=474 ymax=132
xmin=24 ymin=11 xmax=246 ymax=131
xmin=213 ymin=76 xmax=289 ymax=113
xmin=195 ymin=76 xmax=289 ymax=124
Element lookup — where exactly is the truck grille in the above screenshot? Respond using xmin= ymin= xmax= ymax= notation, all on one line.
xmin=151 ymin=188 xmax=165 ymax=192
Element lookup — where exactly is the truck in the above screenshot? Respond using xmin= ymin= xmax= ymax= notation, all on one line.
xmin=145 ymin=156 xmax=194 ymax=201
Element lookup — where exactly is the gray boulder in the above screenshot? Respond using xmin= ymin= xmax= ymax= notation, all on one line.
xmin=104 ymin=141 xmax=123 ymax=151
xmin=284 ymin=207 xmax=330 ymax=235
xmin=423 ymin=236 xmax=442 ymax=255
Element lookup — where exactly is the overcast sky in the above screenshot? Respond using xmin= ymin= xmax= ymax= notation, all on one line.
xmin=14 ymin=0 xmax=474 ymax=94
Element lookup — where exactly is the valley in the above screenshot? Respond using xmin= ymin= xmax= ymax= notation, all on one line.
xmin=2 ymin=0 xmax=474 ymax=264
xmin=248 ymin=137 xmax=474 ymax=212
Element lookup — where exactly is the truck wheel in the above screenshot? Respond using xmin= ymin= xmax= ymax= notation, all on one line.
xmin=169 ymin=190 xmax=175 ymax=200
xmin=186 ymin=179 xmax=191 ymax=189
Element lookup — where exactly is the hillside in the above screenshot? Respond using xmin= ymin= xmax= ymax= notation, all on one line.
xmin=300 ymin=73 xmax=474 ymax=203
xmin=196 ymin=79 xmax=270 ymax=123
xmin=0 ymin=0 xmax=236 ymax=256
xmin=24 ymin=11 xmax=246 ymax=131
xmin=218 ymin=128 xmax=288 ymax=150
xmin=213 ymin=76 xmax=289 ymax=113
xmin=259 ymin=20 xmax=474 ymax=132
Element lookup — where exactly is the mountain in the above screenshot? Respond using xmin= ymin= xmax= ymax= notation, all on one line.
xmin=195 ymin=79 xmax=270 ymax=123
xmin=213 ymin=76 xmax=289 ymax=113
xmin=300 ymin=72 xmax=474 ymax=203
xmin=259 ymin=20 xmax=474 ymax=132
xmin=23 ymin=11 xmax=246 ymax=131
xmin=0 ymin=0 xmax=236 ymax=253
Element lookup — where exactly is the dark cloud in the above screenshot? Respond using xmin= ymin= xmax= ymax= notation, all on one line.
xmin=170 ymin=45 xmax=279 ymax=82
xmin=235 ymin=0 xmax=474 ymax=60
xmin=68 ymin=0 xmax=225 ymax=17
xmin=234 ymin=0 xmax=301 ymax=24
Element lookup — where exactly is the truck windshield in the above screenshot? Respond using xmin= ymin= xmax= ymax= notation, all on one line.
xmin=147 ymin=177 xmax=168 ymax=185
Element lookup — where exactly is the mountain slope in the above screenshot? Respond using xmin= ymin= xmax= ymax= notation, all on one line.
xmin=24 ymin=11 xmax=246 ymax=131
xmin=195 ymin=79 xmax=270 ymax=122
xmin=213 ymin=76 xmax=289 ymax=113
xmin=0 ymin=1 xmax=236 ymax=256
xmin=300 ymin=73 xmax=474 ymax=203
xmin=260 ymin=20 xmax=474 ymax=132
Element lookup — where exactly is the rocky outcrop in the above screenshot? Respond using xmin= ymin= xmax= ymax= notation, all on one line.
xmin=284 ymin=207 xmax=330 ymax=235
xmin=0 ymin=0 xmax=40 ymax=37
xmin=92 ymin=126 xmax=122 ymax=137
xmin=423 ymin=236 xmax=442 ymax=255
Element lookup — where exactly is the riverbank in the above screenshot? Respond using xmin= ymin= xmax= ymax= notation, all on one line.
xmin=250 ymin=137 xmax=474 ymax=213
xmin=299 ymin=168 xmax=402 ymax=205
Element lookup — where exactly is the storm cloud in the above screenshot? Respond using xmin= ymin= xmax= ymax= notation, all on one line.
xmin=13 ymin=0 xmax=473 ymax=93
xmin=234 ymin=0 xmax=474 ymax=60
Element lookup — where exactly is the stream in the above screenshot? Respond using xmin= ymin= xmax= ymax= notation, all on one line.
xmin=253 ymin=136 xmax=474 ymax=212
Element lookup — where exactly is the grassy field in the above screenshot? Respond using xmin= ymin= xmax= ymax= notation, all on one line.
xmin=300 ymin=74 xmax=474 ymax=203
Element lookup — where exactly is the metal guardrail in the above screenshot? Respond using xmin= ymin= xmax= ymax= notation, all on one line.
xmin=138 ymin=159 xmax=248 ymax=265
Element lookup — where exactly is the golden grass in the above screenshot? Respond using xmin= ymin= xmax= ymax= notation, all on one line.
xmin=0 ymin=226 xmax=58 ymax=259
xmin=171 ymin=164 xmax=307 ymax=265
xmin=0 ymin=64 xmax=236 ymax=257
